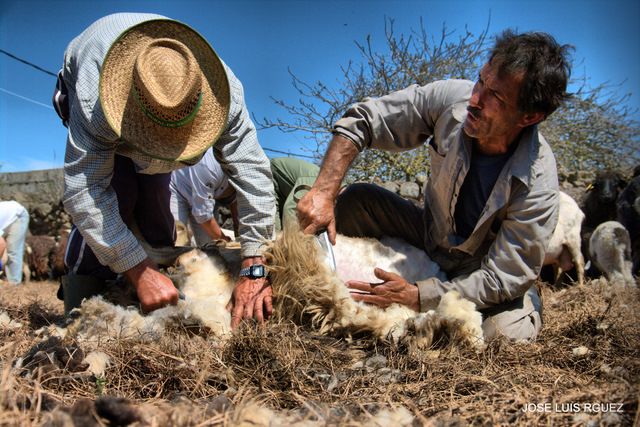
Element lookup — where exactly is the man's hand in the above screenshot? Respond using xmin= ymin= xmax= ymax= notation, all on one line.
xmin=346 ymin=268 xmax=420 ymax=312
xmin=296 ymin=188 xmax=337 ymax=244
xmin=227 ymin=256 xmax=273 ymax=329
xmin=0 ymin=236 xmax=6 ymax=258
xmin=124 ymin=258 xmax=179 ymax=313
xmin=201 ymin=218 xmax=232 ymax=242
xmin=296 ymin=134 xmax=360 ymax=245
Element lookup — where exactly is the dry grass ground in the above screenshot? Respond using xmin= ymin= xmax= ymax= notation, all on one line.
xmin=0 ymin=278 xmax=638 ymax=426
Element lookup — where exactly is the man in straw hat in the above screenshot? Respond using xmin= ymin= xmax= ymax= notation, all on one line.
xmin=54 ymin=13 xmax=275 ymax=328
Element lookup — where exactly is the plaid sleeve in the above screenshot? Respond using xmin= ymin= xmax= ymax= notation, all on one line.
xmin=213 ymin=66 xmax=276 ymax=257
xmin=63 ymin=121 xmax=148 ymax=273
xmin=61 ymin=16 xmax=151 ymax=273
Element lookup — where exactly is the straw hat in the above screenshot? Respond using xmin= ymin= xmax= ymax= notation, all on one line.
xmin=100 ymin=19 xmax=230 ymax=161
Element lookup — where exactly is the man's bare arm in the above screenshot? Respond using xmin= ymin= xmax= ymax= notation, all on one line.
xmin=296 ymin=134 xmax=359 ymax=243
xmin=124 ymin=258 xmax=179 ymax=313
xmin=200 ymin=217 xmax=231 ymax=242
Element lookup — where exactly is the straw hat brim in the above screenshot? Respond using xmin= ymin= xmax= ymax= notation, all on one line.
xmin=100 ymin=19 xmax=230 ymax=162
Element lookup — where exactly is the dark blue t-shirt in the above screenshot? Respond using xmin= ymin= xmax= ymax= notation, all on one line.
xmin=454 ymin=143 xmax=516 ymax=239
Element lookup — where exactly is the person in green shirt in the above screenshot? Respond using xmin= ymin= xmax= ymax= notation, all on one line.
xmin=270 ymin=157 xmax=320 ymax=232
xmin=170 ymin=156 xmax=320 ymax=244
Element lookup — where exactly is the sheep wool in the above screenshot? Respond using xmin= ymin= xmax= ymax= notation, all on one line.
xmin=589 ymin=221 xmax=636 ymax=288
xmin=64 ymin=249 xmax=235 ymax=343
xmin=82 ymin=350 xmax=111 ymax=377
xmin=64 ymin=296 xmax=187 ymax=343
xmin=265 ymin=225 xmax=485 ymax=350
xmin=543 ymin=191 xmax=585 ymax=285
xmin=173 ymin=248 xmax=234 ymax=336
xmin=61 ymin=224 xmax=485 ymax=351
xmin=0 ymin=310 xmax=22 ymax=330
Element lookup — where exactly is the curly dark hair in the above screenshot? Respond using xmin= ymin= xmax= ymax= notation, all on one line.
xmin=489 ymin=29 xmax=573 ymax=117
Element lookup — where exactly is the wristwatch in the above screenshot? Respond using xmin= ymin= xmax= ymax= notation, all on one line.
xmin=239 ymin=264 xmax=268 ymax=279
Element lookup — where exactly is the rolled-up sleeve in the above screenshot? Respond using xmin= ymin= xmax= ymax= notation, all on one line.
xmin=213 ymin=68 xmax=275 ymax=257
xmin=333 ymin=80 xmax=472 ymax=152
xmin=417 ymin=188 xmax=559 ymax=311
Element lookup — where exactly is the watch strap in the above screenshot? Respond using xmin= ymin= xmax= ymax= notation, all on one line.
xmin=239 ymin=264 xmax=267 ymax=278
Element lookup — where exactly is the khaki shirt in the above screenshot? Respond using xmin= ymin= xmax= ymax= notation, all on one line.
xmin=334 ymin=80 xmax=559 ymax=311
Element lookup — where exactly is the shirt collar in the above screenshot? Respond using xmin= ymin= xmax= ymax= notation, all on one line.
xmin=508 ymin=124 xmax=540 ymax=190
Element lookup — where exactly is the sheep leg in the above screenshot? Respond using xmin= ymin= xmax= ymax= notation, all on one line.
xmin=553 ymin=265 xmax=562 ymax=285
xmin=570 ymin=246 xmax=585 ymax=286
xmin=554 ymin=247 xmax=573 ymax=285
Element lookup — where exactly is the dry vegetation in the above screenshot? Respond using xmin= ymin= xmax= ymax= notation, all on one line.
xmin=0 ymin=277 xmax=638 ymax=426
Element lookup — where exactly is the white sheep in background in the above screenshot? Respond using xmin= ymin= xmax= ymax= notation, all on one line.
xmin=543 ymin=191 xmax=585 ymax=285
xmin=588 ymin=221 xmax=636 ymax=288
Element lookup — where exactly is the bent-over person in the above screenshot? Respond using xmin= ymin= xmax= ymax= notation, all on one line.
xmin=55 ymin=13 xmax=275 ymax=327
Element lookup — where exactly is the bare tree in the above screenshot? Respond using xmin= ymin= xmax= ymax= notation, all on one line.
xmin=260 ymin=19 xmax=639 ymax=182
xmin=541 ymin=77 xmax=640 ymax=175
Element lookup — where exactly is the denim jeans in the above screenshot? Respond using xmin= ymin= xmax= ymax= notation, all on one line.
xmin=4 ymin=207 xmax=29 ymax=283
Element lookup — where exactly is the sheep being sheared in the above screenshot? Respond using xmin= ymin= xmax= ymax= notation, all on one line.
xmin=332 ymin=235 xmax=446 ymax=284
xmin=171 ymin=248 xmax=234 ymax=334
xmin=61 ymin=248 xmax=235 ymax=343
xmin=588 ymin=221 xmax=636 ymax=288
xmin=265 ymin=227 xmax=484 ymax=350
xmin=543 ymin=191 xmax=585 ymax=285
xmin=59 ymin=226 xmax=484 ymax=351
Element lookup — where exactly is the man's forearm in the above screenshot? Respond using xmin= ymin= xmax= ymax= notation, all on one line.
xmin=315 ymin=134 xmax=360 ymax=197
xmin=200 ymin=217 xmax=225 ymax=239
xmin=295 ymin=134 xmax=360 ymax=240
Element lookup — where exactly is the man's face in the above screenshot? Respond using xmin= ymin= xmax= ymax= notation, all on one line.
xmin=464 ymin=61 xmax=529 ymax=151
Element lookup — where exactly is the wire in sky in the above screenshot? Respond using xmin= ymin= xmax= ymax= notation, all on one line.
xmin=0 ymin=50 xmax=316 ymax=160
xmin=0 ymin=49 xmax=57 ymax=77
xmin=1 ymin=86 xmax=315 ymax=159
xmin=0 ymin=87 xmax=53 ymax=110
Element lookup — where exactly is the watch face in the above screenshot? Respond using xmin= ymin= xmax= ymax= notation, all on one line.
xmin=250 ymin=264 xmax=266 ymax=277
xmin=240 ymin=264 xmax=267 ymax=278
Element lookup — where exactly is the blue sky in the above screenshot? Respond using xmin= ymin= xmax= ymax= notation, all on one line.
xmin=1 ymin=0 xmax=639 ymax=172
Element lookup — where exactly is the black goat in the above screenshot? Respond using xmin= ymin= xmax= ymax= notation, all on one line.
xmin=582 ymin=170 xmax=627 ymax=230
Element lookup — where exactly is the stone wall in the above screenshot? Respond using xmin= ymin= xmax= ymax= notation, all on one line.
xmin=0 ymin=167 xmax=594 ymax=237
xmin=0 ymin=168 xmax=69 ymax=236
